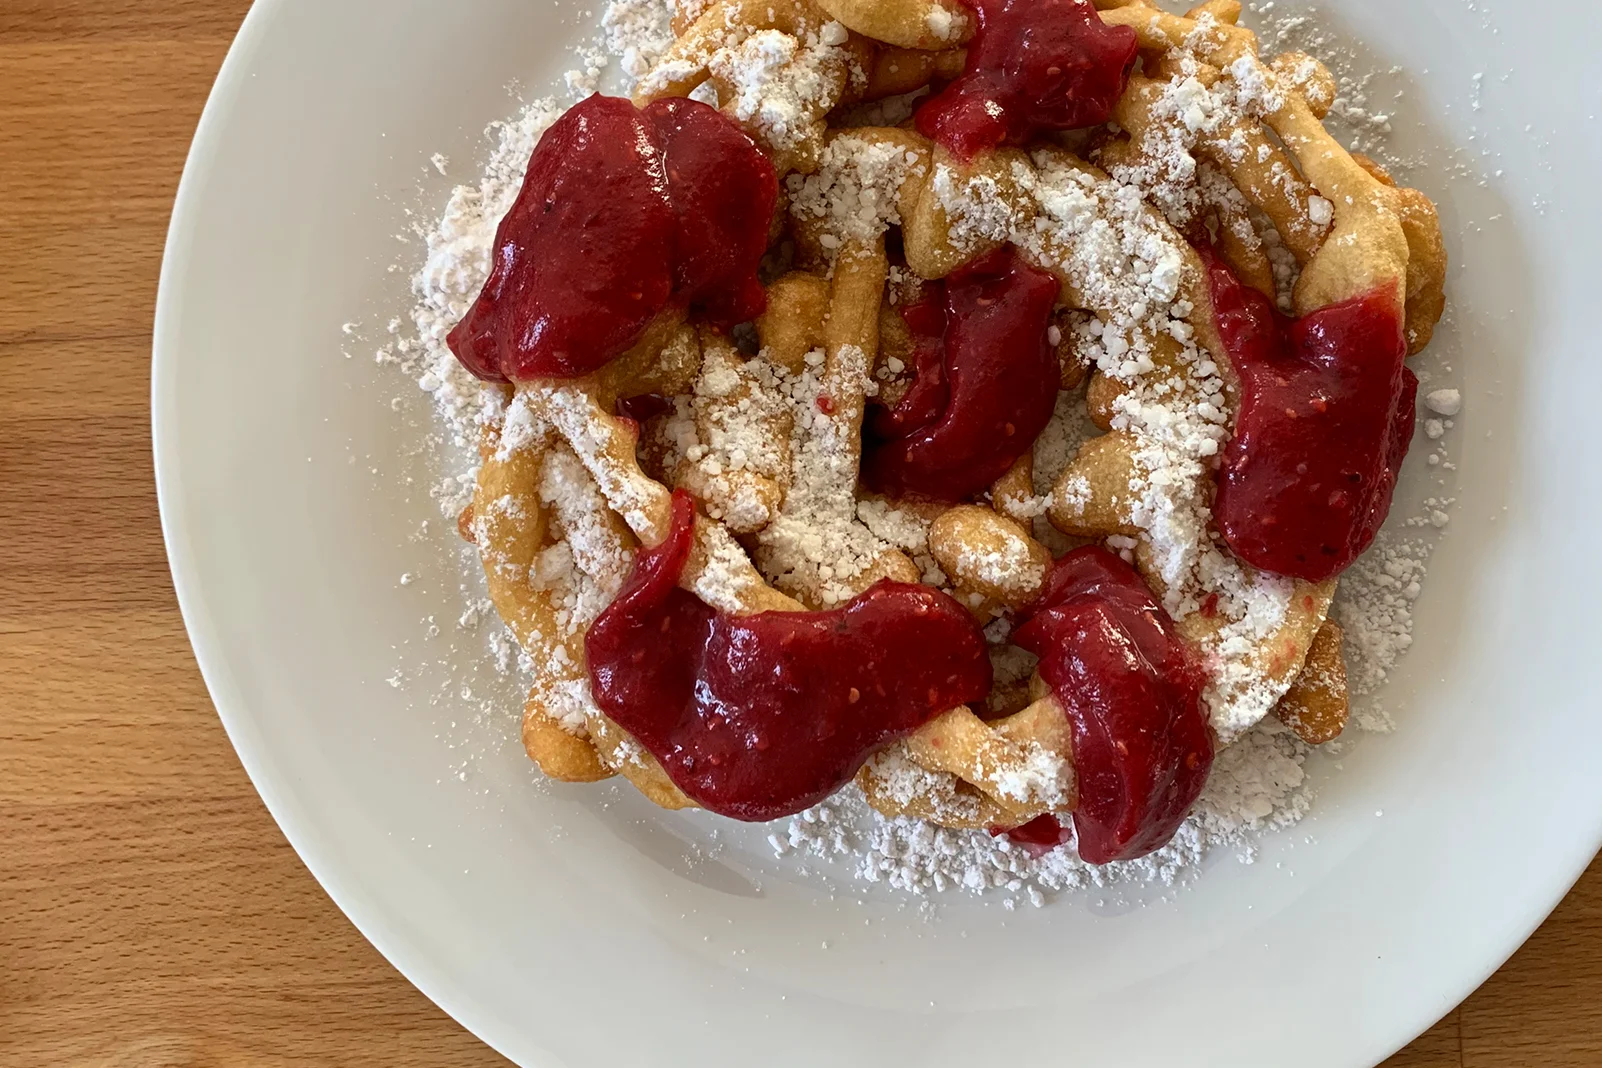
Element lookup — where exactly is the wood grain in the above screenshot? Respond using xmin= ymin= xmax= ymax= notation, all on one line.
xmin=0 ymin=4 xmax=1595 ymax=1066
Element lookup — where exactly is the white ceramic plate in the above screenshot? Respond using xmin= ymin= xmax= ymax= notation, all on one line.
xmin=154 ymin=2 xmax=1602 ymax=1065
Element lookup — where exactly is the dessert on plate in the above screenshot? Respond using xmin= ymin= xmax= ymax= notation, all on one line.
xmin=441 ymin=0 xmax=1447 ymax=864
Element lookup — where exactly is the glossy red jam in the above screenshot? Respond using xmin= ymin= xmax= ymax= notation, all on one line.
xmin=915 ymin=0 xmax=1138 ymax=160
xmin=990 ymin=813 xmax=1072 ymax=857
xmin=586 ymin=492 xmax=993 ymax=822
xmin=1012 ymin=547 xmax=1211 ymax=864
xmin=614 ymin=393 xmax=671 ymax=423
xmin=863 ymin=247 xmax=1060 ymax=501
xmin=1206 ymin=255 xmax=1417 ymax=582
xmin=448 ymin=95 xmax=775 ymax=382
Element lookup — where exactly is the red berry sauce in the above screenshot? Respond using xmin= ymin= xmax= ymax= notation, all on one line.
xmin=1012 ymin=547 xmax=1212 ymax=864
xmin=989 ymin=813 xmax=1073 ymax=857
xmin=863 ymin=246 xmax=1060 ymax=501
xmin=1206 ymin=254 xmax=1417 ymax=583
xmin=915 ymin=0 xmax=1138 ymax=160
xmin=448 ymin=95 xmax=776 ymax=382
xmin=614 ymin=393 xmax=671 ymax=423
xmin=585 ymin=492 xmax=993 ymax=822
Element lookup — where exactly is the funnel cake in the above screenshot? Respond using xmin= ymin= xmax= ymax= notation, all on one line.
xmin=448 ymin=0 xmax=1447 ymax=863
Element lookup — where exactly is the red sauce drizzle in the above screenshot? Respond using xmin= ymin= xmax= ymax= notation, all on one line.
xmin=448 ymin=95 xmax=776 ymax=382
xmin=863 ymin=246 xmax=1060 ymax=501
xmin=989 ymin=813 xmax=1073 ymax=857
xmin=915 ymin=0 xmax=1138 ymax=160
xmin=1012 ymin=547 xmax=1212 ymax=864
xmin=586 ymin=492 xmax=993 ymax=822
xmin=1206 ymin=254 xmax=1418 ymax=582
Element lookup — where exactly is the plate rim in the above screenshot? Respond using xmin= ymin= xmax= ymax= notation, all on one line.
xmin=149 ymin=3 xmax=1602 ymax=1066
xmin=149 ymin=1 xmax=536 ymax=1064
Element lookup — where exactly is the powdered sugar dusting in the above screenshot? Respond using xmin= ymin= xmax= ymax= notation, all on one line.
xmin=374 ymin=0 xmax=1461 ymax=906
xmin=780 ymin=719 xmax=1313 ymax=897
xmin=384 ymin=97 xmax=562 ymax=513
xmin=603 ymin=0 xmax=678 ymax=80
xmin=788 ymin=132 xmax=925 ymax=249
xmin=1330 ymin=532 xmax=1431 ymax=731
xmin=750 ymin=343 xmax=899 ymax=606
xmin=931 ymin=143 xmax=1315 ymax=741
xmin=710 ymin=21 xmax=855 ymax=156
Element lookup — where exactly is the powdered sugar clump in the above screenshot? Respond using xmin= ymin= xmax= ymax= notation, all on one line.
xmin=788 ymin=132 xmax=926 ymax=248
xmin=710 ymin=21 xmax=854 ymax=157
xmin=602 ymin=0 xmax=677 ymax=79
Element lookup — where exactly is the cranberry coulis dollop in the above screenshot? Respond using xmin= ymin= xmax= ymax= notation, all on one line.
xmin=585 ymin=492 xmax=993 ymax=822
xmin=1206 ymin=254 xmax=1418 ymax=583
xmin=915 ymin=0 xmax=1138 ymax=160
xmin=1012 ymin=547 xmax=1212 ymax=864
xmin=448 ymin=95 xmax=776 ymax=382
xmin=863 ymin=246 xmax=1060 ymax=501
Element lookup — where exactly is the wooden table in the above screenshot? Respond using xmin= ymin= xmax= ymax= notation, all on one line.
xmin=1 ymin=3 xmax=1596 ymax=1065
